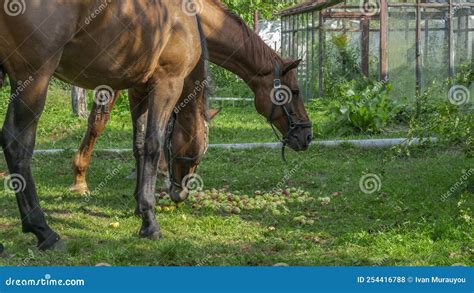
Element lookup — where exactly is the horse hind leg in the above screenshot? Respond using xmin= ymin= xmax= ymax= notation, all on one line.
xmin=128 ymin=88 xmax=149 ymax=217
xmin=70 ymin=91 xmax=120 ymax=195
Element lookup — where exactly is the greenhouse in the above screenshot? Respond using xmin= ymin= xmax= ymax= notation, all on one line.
xmin=280 ymin=0 xmax=474 ymax=100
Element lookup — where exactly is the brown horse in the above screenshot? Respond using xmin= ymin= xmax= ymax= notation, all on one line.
xmin=151 ymin=48 xmax=221 ymax=204
xmin=71 ymin=0 xmax=313 ymax=194
xmin=0 ymin=0 xmax=205 ymax=249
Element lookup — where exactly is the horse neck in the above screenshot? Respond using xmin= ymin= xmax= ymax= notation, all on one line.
xmin=202 ymin=1 xmax=281 ymax=89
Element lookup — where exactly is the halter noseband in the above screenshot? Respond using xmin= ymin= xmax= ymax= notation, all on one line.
xmin=267 ymin=61 xmax=312 ymax=162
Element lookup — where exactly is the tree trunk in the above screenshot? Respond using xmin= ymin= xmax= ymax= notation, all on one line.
xmin=72 ymin=86 xmax=88 ymax=119
xmin=253 ymin=11 xmax=259 ymax=32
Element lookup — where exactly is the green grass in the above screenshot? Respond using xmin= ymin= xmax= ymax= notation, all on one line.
xmin=0 ymin=146 xmax=472 ymax=266
xmin=0 ymin=83 xmax=471 ymax=266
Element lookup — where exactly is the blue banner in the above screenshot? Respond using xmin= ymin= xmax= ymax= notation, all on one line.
xmin=0 ymin=267 xmax=472 ymax=292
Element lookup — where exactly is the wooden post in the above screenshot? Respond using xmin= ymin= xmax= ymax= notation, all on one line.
xmin=465 ymin=15 xmax=470 ymax=61
xmin=379 ymin=0 xmax=388 ymax=82
xmin=291 ymin=15 xmax=295 ymax=57
xmin=72 ymin=86 xmax=88 ymax=119
xmin=318 ymin=11 xmax=325 ymax=98
xmin=305 ymin=12 xmax=310 ymax=100
xmin=415 ymin=0 xmax=422 ymax=94
xmin=311 ymin=11 xmax=316 ymax=98
xmin=361 ymin=15 xmax=370 ymax=77
xmin=415 ymin=0 xmax=422 ymax=117
xmin=282 ymin=16 xmax=288 ymax=56
xmin=253 ymin=11 xmax=259 ymax=32
xmin=447 ymin=0 xmax=454 ymax=78
xmin=424 ymin=4 xmax=429 ymax=67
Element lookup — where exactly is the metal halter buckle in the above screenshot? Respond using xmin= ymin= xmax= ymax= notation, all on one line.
xmin=273 ymin=79 xmax=281 ymax=89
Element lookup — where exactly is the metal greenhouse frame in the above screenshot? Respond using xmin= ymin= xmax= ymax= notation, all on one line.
xmin=280 ymin=0 xmax=474 ymax=100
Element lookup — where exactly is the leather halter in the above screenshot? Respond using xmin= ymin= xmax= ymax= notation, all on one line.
xmin=267 ymin=61 xmax=312 ymax=162
xmin=165 ymin=112 xmax=208 ymax=189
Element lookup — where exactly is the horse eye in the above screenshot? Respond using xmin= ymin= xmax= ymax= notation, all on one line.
xmin=292 ymin=90 xmax=300 ymax=96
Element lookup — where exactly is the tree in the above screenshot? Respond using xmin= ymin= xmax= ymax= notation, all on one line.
xmin=71 ymin=86 xmax=88 ymax=119
xmin=221 ymin=0 xmax=300 ymax=23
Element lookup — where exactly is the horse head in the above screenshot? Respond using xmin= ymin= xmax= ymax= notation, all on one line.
xmin=165 ymin=108 xmax=221 ymax=203
xmin=253 ymin=58 xmax=313 ymax=152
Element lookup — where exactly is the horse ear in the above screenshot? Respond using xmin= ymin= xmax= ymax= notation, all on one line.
xmin=207 ymin=108 xmax=221 ymax=120
xmin=282 ymin=59 xmax=302 ymax=75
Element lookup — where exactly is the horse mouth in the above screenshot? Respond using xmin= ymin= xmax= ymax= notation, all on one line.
xmin=287 ymin=139 xmax=310 ymax=151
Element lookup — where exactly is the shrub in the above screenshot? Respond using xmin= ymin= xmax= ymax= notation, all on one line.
xmin=314 ymin=33 xmax=402 ymax=136
xmin=317 ymin=80 xmax=401 ymax=135
xmin=396 ymin=65 xmax=473 ymax=157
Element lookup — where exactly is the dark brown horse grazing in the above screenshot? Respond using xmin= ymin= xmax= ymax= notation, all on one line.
xmin=71 ymin=0 xmax=313 ymax=195
xmin=0 ymin=0 xmax=205 ymax=249
xmin=163 ymin=83 xmax=221 ymax=203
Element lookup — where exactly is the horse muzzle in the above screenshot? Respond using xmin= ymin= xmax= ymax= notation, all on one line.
xmin=285 ymin=126 xmax=313 ymax=151
xmin=169 ymin=185 xmax=190 ymax=203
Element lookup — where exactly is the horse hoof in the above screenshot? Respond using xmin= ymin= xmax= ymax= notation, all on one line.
xmin=50 ymin=239 xmax=66 ymax=251
xmin=144 ymin=231 xmax=163 ymax=240
xmin=0 ymin=243 xmax=9 ymax=258
xmin=139 ymin=228 xmax=163 ymax=240
xmin=69 ymin=183 xmax=90 ymax=195
xmin=38 ymin=233 xmax=64 ymax=251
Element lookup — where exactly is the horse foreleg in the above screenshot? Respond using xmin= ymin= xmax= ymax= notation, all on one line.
xmin=2 ymin=69 xmax=61 ymax=250
xmin=128 ymin=90 xmax=170 ymax=209
xmin=70 ymin=91 xmax=120 ymax=195
xmin=136 ymin=76 xmax=185 ymax=240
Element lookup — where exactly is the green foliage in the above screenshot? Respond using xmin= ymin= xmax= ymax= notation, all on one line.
xmin=315 ymin=35 xmax=401 ymax=135
xmin=209 ymin=64 xmax=252 ymax=98
xmin=209 ymin=1 xmax=298 ymax=97
xmin=401 ymin=84 xmax=473 ymax=157
xmin=221 ymin=0 xmax=298 ymax=22
xmin=317 ymin=80 xmax=400 ymax=135
xmin=49 ymin=78 xmax=72 ymax=91
xmin=392 ymin=64 xmax=473 ymax=157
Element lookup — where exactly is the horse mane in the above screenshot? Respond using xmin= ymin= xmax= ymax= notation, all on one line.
xmin=195 ymin=14 xmax=212 ymax=121
xmin=209 ymin=0 xmax=283 ymax=68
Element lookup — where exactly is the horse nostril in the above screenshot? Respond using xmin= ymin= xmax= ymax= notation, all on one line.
xmin=306 ymin=134 xmax=313 ymax=144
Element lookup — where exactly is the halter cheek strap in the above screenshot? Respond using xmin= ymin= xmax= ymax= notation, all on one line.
xmin=267 ymin=61 xmax=312 ymax=162
xmin=165 ymin=112 xmax=207 ymax=189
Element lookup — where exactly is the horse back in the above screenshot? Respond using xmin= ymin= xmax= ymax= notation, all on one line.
xmin=0 ymin=0 xmax=201 ymax=89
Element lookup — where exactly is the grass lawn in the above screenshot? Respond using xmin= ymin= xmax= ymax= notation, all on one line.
xmin=0 ymin=146 xmax=472 ymax=266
